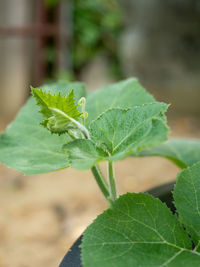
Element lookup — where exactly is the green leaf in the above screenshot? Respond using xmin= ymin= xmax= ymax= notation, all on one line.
xmin=90 ymin=103 xmax=168 ymax=160
xmin=138 ymin=139 xmax=200 ymax=168
xmin=64 ymin=103 xmax=169 ymax=170
xmin=32 ymin=88 xmax=82 ymax=134
xmin=81 ymin=193 xmax=198 ymax=267
xmin=86 ymin=78 xmax=155 ymax=125
xmin=38 ymin=81 xmax=86 ymax=98
xmin=63 ymin=139 xmax=107 ymax=170
xmin=0 ymin=82 xmax=86 ymax=174
xmin=174 ymin=162 xmax=200 ymax=245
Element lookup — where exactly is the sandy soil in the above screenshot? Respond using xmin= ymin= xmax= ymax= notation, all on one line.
xmin=0 ymin=116 xmax=199 ymax=267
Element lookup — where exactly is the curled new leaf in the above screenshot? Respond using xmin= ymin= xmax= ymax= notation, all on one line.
xmin=32 ymin=88 xmax=83 ymax=134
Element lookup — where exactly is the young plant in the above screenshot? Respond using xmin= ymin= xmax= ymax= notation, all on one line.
xmin=0 ymin=78 xmax=200 ymax=266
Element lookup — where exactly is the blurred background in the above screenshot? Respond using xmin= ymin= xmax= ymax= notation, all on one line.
xmin=0 ymin=0 xmax=199 ymax=266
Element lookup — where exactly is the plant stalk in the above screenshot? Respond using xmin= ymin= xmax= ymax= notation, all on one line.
xmin=108 ymin=161 xmax=118 ymax=203
xmin=91 ymin=165 xmax=110 ymax=204
xmin=96 ymin=164 xmax=108 ymax=187
xmin=51 ymin=106 xmax=116 ymax=205
xmin=50 ymin=107 xmax=90 ymax=139
xmin=78 ymin=97 xmax=88 ymax=126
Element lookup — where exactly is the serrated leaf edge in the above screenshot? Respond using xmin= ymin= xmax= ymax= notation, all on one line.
xmin=88 ymin=102 xmax=169 ymax=127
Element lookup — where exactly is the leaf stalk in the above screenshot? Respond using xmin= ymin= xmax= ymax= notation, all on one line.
xmin=50 ymin=108 xmax=90 ymax=139
xmin=108 ymin=161 xmax=118 ymax=203
xmin=91 ymin=165 xmax=111 ymax=204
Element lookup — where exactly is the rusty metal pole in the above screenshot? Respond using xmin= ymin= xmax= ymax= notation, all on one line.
xmin=0 ymin=1 xmax=68 ymax=86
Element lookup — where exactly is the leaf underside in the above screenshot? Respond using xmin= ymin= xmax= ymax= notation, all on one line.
xmin=138 ymin=139 xmax=200 ymax=169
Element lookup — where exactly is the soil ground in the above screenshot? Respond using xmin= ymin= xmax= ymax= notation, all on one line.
xmin=0 ymin=116 xmax=199 ymax=267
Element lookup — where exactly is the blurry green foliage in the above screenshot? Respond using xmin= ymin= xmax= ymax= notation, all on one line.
xmin=72 ymin=0 xmax=124 ymax=77
xmin=45 ymin=0 xmax=60 ymax=7
xmin=44 ymin=0 xmax=124 ymax=79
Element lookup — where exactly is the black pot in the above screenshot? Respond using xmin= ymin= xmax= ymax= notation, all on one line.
xmin=59 ymin=181 xmax=175 ymax=267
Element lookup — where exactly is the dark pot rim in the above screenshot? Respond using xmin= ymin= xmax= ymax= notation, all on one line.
xmin=59 ymin=181 xmax=176 ymax=267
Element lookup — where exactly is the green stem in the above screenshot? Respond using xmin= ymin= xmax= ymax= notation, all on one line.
xmin=96 ymin=164 xmax=108 ymax=186
xmin=108 ymin=161 xmax=118 ymax=203
xmin=50 ymin=107 xmax=90 ymax=139
xmin=78 ymin=97 xmax=87 ymax=126
xmin=91 ymin=165 xmax=110 ymax=204
xmin=194 ymin=240 xmax=200 ymax=252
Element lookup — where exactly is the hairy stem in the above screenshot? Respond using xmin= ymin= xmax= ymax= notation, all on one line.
xmin=96 ymin=164 xmax=108 ymax=186
xmin=78 ymin=97 xmax=88 ymax=126
xmin=91 ymin=165 xmax=111 ymax=204
xmin=194 ymin=240 xmax=200 ymax=252
xmin=108 ymin=161 xmax=118 ymax=203
xmin=50 ymin=106 xmax=115 ymax=205
xmin=50 ymin=107 xmax=90 ymax=139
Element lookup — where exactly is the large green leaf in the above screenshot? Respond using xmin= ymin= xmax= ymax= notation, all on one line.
xmin=64 ymin=103 xmax=169 ymax=170
xmin=174 ymin=162 xmax=200 ymax=245
xmin=0 ymin=82 xmax=86 ymax=175
xmin=81 ymin=193 xmax=199 ymax=267
xmin=86 ymin=78 xmax=155 ymax=125
xmin=90 ymin=103 xmax=168 ymax=160
xmin=39 ymin=81 xmax=86 ymax=97
xmin=138 ymin=139 xmax=200 ymax=168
